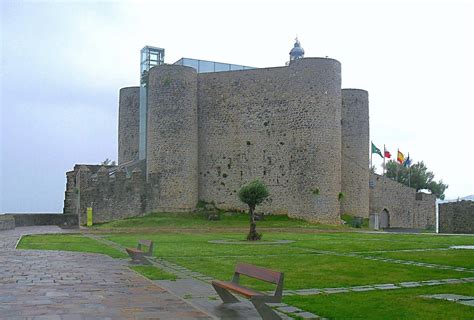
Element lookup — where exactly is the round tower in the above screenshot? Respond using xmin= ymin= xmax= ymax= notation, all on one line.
xmin=286 ymin=58 xmax=342 ymax=224
xmin=146 ymin=64 xmax=198 ymax=211
xmin=341 ymin=89 xmax=370 ymax=218
xmin=118 ymin=86 xmax=140 ymax=165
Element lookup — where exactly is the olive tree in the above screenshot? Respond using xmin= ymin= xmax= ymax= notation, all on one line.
xmin=238 ymin=180 xmax=269 ymax=241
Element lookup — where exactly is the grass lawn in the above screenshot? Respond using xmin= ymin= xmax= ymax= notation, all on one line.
xmin=17 ymin=234 xmax=127 ymax=259
xmin=105 ymin=232 xmax=472 ymax=290
xmin=94 ymin=211 xmax=344 ymax=230
xmin=167 ymin=254 xmax=468 ymax=291
xmin=284 ymin=283 xmax=474 ymax=320
xmin=129 ymin=265 xmax=177 ymax=281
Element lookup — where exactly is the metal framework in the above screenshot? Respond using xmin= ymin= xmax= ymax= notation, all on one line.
xmin=139 ymin=46 xmax=165 ymax=161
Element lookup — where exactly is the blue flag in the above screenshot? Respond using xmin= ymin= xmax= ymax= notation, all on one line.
xmin=403 ymin=156 xmax=412 ymax=167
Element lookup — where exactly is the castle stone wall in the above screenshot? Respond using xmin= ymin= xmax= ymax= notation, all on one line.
xmin=369 ymin=173 xmax=436 ymax=229
xmin=439 ymin=201 xmax=474 ymax=234
xmin=63 ymin=165 xmax=152 ymax=225
xmin=118 ymin=87 xmax=140 ymax=165
xmin=197 ymin=58 xmax=342 ymax=224
xmin=0 ymin=215 xmax=15 ymax=231
xmin=146 ymin=65 xmax=199 ymax=212
xmin=341 ymin=89 xmax=370 ymax=218
xmin=8 ymin=214 xmax=78 ymax=228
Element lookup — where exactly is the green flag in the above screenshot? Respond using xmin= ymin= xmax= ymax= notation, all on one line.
xmin=371 ymin=142 xmax=383 ymax=158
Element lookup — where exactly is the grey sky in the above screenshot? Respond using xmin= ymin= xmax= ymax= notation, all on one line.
xmin=1 ymin=0 xmax=473 ymax=212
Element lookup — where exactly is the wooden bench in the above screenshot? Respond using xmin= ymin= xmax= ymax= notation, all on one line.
xmin=125 ymin=240 xmax=153 ymax=264
xmin=212 ymin=263 xmax=284 ymax=320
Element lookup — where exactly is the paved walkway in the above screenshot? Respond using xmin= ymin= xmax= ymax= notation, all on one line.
xmin=0 ymin=226 xmax=212 ymax=320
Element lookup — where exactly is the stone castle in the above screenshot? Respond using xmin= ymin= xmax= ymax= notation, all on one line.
xmin=63 ymin=41 xmax=435 ymax=228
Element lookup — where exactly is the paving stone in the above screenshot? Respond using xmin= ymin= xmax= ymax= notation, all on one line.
xmin=0 ymin=226 xmax=212 ymax=319
xmin=294 ymin=311 xmax=320 ymax=319
xmin=277 ymin=306 xmax=302 ymax=313
xmin=267 ymin=303 xmax=288 ymax=307
xmin=282 ymin=290 xmax=297 ymax=296
xmin=399 ymin=282 xmax=421 ymax=288
xmin=351 ymin=286 xmax=375 ymax=292
xmin=423 ymin=294 xmax=474 ymax=302
xmin=440 ymin=278 xmax=464 ymax=284
xmin=420 ymin=280 xmax=442 ymax=286
xmin=295 ymin=289 xmax=321 ymax=295
xmin=373 ymin=284 xmax=400 ymax=290
xmin=324 ymin=287 xmax=349 ymax=293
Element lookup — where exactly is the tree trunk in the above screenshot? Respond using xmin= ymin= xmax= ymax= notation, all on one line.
xmin=247 ymin=204 xmax=261 ymax=241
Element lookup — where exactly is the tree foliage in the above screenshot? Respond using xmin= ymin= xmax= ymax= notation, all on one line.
xmin=385 ymin=160 xmax=448 ymax=199
xmin=238 ymin=180 xmax=269 ymax=241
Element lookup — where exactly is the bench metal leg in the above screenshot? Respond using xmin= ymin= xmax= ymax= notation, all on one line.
xmin=251 ymin=299 xmax=282 ymax=320
xmin=128 ymin=253 xmax=151 ymax=265
xmin=212 ymin=283 xmax=240 ymax=303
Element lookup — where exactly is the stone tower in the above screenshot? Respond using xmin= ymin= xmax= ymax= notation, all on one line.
xmin=146 ymin=64 xmax=199 ymax=211
xmin=341 ymin=89 xmax=370 ymax=217
xmin=197 ymin=58 xmax=342 ymax=224
xmin=118 ymin=86 xmax=140 ymax=165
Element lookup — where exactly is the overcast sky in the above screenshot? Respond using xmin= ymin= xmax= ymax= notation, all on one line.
xmin=1 ymin=0 xmax=473 ymax=212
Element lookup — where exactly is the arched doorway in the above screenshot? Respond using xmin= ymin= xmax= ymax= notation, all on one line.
xmin=380 ymin=209 xmax=390 ymax=229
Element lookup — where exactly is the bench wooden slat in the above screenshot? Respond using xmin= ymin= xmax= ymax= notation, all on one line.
xmin=126 ymin=248 xmax=143 ymax=254
xmin=235 ymin=263 xmax=282 ymax=284
xmin=212 ymin=280 xmax=264 ymax=299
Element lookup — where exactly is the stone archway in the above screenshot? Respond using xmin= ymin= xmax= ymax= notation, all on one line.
xmin=380 ymin=209 xmax=390 ymax=229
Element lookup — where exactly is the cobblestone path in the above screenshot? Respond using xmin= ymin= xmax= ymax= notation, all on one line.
xmin=0 ymin=226 xmax=212 ymax=320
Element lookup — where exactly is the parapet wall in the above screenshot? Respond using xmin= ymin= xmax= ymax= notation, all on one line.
xmin=0 ymin=215 xmax=15 ymax=231
xmin=439 ymin=201 xmax=474 ymax=234
xmin=369 ymin=173 xmax=436 ymax=228
xmin=197 ymin=58 xmax=342 ymax=224
xmin=63 ymin=164 xmax=153 ymax=225
xmin=9 ymin=214 xmax=78 ymax=228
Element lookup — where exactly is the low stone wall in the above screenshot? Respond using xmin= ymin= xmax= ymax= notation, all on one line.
xmin=439 ymin=201 xmax=474 ymax=234
xmin=6 ymin=214 xmax=78 ymax=229
xmin=64 ymin=164 xmax=154 ymax=225
xmin=369 ymin=173 xmax=436 ymax=229
xmin=0 ymin=215 xmax=15 ymax=231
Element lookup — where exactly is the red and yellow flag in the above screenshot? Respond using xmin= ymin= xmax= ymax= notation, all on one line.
xmin=397 ymin=150 xmax=405 ymax=164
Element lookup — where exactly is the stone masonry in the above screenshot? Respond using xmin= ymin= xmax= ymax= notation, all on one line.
xmin=439 ymin=200 xmax=474 ymax=234
xmin=63 ymin=55 xmax=436 ymax=227
xmin=341 ymin=89 xmax=370 ymax=218
xmin=369 ymin=173 xmax=436 ymax=229
xmin=118 ymin=86 xmax=140 ymax=165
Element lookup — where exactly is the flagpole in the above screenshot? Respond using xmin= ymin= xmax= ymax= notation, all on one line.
xmin=408 ymin=153 xmax=411 ymax=187
xmin=370 ymin=141 xmax=373 ymax=170
xmin=396 ymin=149 xmax=399 ymax=182
xmin=383 ymin=144 xmax=386 ymax=176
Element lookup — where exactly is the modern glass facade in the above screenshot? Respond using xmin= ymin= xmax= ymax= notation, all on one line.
xmin=174 ymin=58 xmax=254 ymax=73
xmin=139 ymin=46 xmax=165 ymax=160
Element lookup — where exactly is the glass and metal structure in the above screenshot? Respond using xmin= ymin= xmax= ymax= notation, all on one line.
xmin=289 ymin=37 xmax=305 ymax=62
xmin=139 ymin=46 xmax=165 ymax=160
xmin=174 ymin=58 xmax=254 ymax=73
